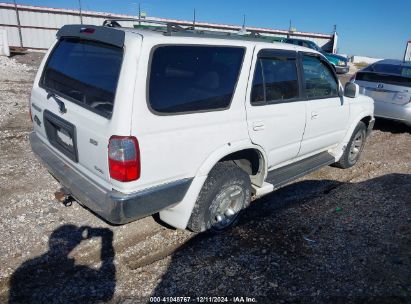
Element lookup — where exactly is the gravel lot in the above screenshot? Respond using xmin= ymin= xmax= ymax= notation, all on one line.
xmin=0 ymin=53 xmax=410 ymax=303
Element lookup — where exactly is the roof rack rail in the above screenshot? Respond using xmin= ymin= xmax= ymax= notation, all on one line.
xmin=102 ymin=18 xmax=192 ymax=33
xmin=102 ymin=18 xmax=282 ymax=43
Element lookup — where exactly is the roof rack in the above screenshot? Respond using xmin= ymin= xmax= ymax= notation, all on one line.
xmin=102 ymin=18 xmax=281 ymax=43
xmin=102 ymin=18 xmax=192 ymax=33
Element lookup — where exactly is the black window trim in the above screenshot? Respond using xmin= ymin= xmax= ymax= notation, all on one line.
xmin=146 ymin=44 xmax=246 ymax=116
xmin=39 ymin=37 xmax=125 ymax=119
xmin=250 ymin=48 xmax=304 ymax=107
xmin=298 ymin=52 xmax=341 ymax=101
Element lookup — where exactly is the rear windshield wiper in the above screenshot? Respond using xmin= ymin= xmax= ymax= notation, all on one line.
xmin=46 ymin=90 xmax=67 ymax=114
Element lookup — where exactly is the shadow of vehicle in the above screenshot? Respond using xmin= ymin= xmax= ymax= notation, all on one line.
xmin=8 ymin=225 xmax=115 ymax=303
xmin=151 ymin=174 xmax=410 ymax=303
xmin=373 ymin=118 xmax=411 ymax=134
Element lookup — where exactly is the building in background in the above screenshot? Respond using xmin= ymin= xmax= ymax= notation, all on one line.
xmin=0 ymin=2 xmax=337 ymax=52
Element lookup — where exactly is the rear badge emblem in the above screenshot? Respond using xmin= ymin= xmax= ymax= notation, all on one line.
xmin=377 ymin=84 xmax=384 ymax=89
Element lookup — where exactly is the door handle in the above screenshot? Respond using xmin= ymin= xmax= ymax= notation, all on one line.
xmin=311 ymin=111 xmax=319 ymax=119
xmin=252 ymin=121 xmax=265 ymax=131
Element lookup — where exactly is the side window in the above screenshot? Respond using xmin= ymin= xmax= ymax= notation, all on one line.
xmin=149 ymin=46 xmax=245 ymax=114
xmin=251 ymin=56 xmax=299 ymax=104
xmin=302 ymin=55 xmax=338 ymax=99
xmin=251 ymin=60 xmax=265 ymax=103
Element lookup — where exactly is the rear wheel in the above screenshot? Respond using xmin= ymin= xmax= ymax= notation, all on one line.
xmin=335 ymin=121 xmax=367 ymax=169
xmin=188 ymin=161 xmax=251 ymax=233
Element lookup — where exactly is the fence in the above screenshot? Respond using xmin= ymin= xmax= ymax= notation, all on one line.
xmin=0 ymin=2 xmax=336 ymax=52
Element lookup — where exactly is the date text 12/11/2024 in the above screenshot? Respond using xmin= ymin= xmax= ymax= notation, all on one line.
xmin=149 ymin=296 xmax=258 ymax=303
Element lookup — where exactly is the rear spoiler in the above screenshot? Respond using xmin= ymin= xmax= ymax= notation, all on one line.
xmin=56 ymin=24 xmax=125 ymax=48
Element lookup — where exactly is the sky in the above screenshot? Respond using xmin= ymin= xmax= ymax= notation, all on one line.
xmin=3 ymin=0 xmax=411 ymax=59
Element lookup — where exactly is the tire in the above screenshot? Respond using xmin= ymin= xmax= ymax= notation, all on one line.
xmin=187 ymin=161 xmax=251 ymax=233
xmin=335 ymin=121 xmax=367 ymax=169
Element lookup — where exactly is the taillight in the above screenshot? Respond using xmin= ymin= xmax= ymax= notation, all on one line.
xmin=80 ymin=27 xmax=95 ymax=34
xmin=108 ymin=136 xmax=140 ymax=182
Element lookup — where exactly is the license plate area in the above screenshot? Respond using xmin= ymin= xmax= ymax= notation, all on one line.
xmin=44 ymin=110 xmax=78 ymax=162
xmin=371 ymin=90 xmax=389 ymax=100
xmin=366 ymin=87 xmax=394 ymax=102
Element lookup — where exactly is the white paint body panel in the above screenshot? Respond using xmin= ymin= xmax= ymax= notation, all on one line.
xmin=30 ymin=32 xmax=142 ymax=192
xmin=299 ymin=94 xmax=349 ymax=156
xmin=245 ymin=45 xmax=307 ymax=169
xmin=32 ymin=27 xmax=374 ymax=229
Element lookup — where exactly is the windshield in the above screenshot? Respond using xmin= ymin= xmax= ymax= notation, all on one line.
xmin=307 ymin=41 xmax=322 ymax=52
xmin=41 ymin=38 xmax=123 ymax=118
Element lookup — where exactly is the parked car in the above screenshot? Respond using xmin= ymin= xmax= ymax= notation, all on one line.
xmin=283 ymin=38 xmax=349 ymax=74
xmin=29 ymin=23 xmax=374 ymax=233
xmin=352 ymin=59 xmax=411 ymax=126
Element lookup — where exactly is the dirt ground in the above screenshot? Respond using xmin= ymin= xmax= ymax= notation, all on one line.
xmin=0 ymin=53 xmax=410 ymax=304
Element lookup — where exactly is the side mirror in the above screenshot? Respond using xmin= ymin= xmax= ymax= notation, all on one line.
xmin=344 ymin=82 xmax=359 ymax=98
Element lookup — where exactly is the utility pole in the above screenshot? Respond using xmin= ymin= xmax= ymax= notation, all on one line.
xmin=13 ymin=0 xmax=23 ymax=47
xmin=193 ymin=8 xmax=196 ymax=30
xmin=288 ymin=19 xmax=292 ymax=38
xmin=78 ymin=0 xmax=83 ymax=24
xmin=238 ymin=14 xmax=246 ymax=35
xmin=138 ymin=3 xmax=141 ymax=25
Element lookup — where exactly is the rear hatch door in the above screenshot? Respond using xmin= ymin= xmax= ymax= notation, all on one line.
xmin=356 ymin=71 xmax=411 ymax=105
xmin=30 ymin=25 xmax=134 ymax=186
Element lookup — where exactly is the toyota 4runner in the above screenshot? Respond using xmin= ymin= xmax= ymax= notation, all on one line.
xmin=29 ymin=22 xmax=374 ymax=232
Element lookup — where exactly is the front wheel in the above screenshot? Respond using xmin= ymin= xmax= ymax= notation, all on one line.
xmin=187 ymin=161 xmax=251 ymax=233
xmin=335 ymin=121 xmax=367 ymax=169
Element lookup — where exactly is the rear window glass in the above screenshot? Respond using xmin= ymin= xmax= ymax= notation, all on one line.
xmin=42 ymin=38 xmax=123 ymax=118
xmin=364 ymin=64 xmax=411 ymax=77
xmin=356 ymin=72 xmax=411 ymax=87
xmin=149 ymin=46 xmax=245 ymax=114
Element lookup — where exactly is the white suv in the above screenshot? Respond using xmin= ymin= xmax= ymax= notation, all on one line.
xmin=29 ymin=23 xmax=374 ymax=232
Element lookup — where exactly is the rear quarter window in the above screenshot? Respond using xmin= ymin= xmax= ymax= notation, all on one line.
xmin=148 ymin=45 xmax=245 ymax=114
xmin=41 ymin=38 xmax=123 ymax=118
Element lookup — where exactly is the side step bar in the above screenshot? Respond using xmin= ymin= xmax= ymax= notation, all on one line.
xmin=265 ymin=152 xmax=335 ymax=190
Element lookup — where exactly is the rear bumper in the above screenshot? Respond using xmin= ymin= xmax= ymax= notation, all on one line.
xmin=374 ymin=101 xmax=411 ymax=126
xmin=29 ymin=132 xmax=192 ymax=224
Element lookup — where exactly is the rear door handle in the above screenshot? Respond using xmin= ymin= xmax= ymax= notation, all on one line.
xmin=252 ymin=121 xmax=265 ymax=131
xmin=311 ymin=111 xmax=319 ymax=119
